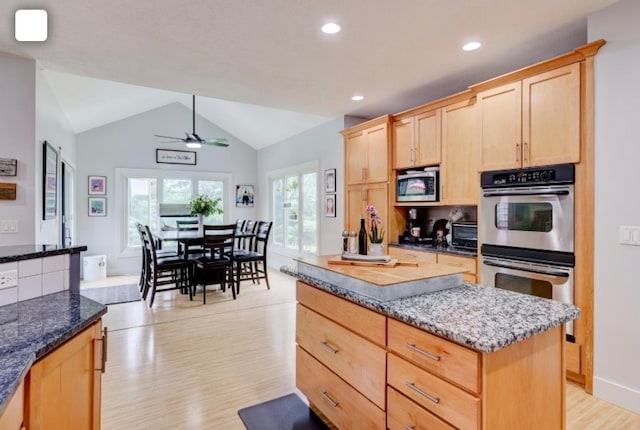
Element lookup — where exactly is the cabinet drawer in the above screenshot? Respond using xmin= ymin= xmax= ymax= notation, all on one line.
xmin=387 ymin=386 xmax=455 ymax=430
xmin=0 ymin=380 xmax=24 ymax=430
xmin=388 ymin=318 xmax=480 ymax=393
xmin=388 ymin=354 xmax=480 ymax=430
xmin=297 ymin=304 xmax=386 ymax=407
xmin=566 ymin=341 xmax=581 ymax=374
xmin=388 ymin=247 xmax=437 ymax=264
xmin=296 ymin=281 xmax=386 ymax=346
xmin=296 ymin=347 xmax=385 ymax=430
xmin=437 ymin=254 xmax=476 ymax=275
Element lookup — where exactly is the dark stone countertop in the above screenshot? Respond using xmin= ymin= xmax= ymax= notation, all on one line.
xmin=389 ymin=242 xmax=478 ymax=257
xmin=0 ymin=244 xmax=88 ymax=264
xmin=0 ymin=291 xmax=107 ymax=416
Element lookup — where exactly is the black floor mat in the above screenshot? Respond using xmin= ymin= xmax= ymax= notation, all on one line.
xmin=238 ymin=393 xmax=328 ymax=430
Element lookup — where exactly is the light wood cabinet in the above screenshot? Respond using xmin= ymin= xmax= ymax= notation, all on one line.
xmin=388 ymin=247 xmax=437 ymax=264
xmin=387 ymin=386 xmax=455 ymax=430
xmin=392 ymin=109 xmax=441 ymax=169
xmin=0 ymin=380 xmax=24 ymax=430
xmin=478 ymin=63 xmax=580 ymax=171
xmin=345 ymin=183 xmax=388 ymax=253
xmin=25 ymin=321 xmax=105 ymax=430
xmin=345 ymin=119 xmax=389 ymax=185
xmin=388 ymin=246 xmax=477 ymax=283
xmin=441 ymin=98 xmax=478 ymax=204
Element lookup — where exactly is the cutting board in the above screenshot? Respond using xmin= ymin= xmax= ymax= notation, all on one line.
xmin=327 ymin=255 xmax=418 ymax=268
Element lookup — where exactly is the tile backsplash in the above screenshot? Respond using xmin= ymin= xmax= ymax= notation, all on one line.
xmin=0 ymin=254 xmax=70 ymax=307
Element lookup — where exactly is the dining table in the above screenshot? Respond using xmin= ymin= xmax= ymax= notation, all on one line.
xmin=156 ymin=229 xmax=255 ymax=260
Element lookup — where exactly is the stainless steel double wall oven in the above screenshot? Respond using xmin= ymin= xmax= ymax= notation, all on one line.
xmin=480 ymin=164 xmax=576 ymax=340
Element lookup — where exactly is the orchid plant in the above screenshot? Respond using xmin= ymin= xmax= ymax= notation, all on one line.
xmin=365 ymin=204 xmax=385 ymax=243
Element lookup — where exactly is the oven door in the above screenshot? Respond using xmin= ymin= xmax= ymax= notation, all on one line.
xmin=481 ymin=185 xmax=573 ymax=253
xmin=481 ymin=255 xmax=574 ymax=337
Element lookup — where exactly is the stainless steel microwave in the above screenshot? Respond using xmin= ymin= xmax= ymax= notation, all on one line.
xmin=396 ymin=168 xmax=439 ymax=202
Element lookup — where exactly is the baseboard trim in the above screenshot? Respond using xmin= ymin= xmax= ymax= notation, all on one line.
xmin=593 ymin=376 xmax=640 ymax=414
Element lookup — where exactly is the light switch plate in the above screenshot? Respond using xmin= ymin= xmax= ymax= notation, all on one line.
xmin=0 ymin=220 xmax=18 ymax=233
xmin=619 ymin=226 xmax=640 ymax=246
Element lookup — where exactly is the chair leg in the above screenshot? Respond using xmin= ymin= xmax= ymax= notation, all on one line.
xmin=263 ymin=262 xmax=270 ymax=289
xmin=149 ymin=280 xmax=157 ymax=307
xmin=230 ymin=266 xmax=237 ymax=300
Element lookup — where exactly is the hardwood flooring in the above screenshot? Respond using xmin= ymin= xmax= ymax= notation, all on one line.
xmin=100 ymin=270 xmax=640 ymax=429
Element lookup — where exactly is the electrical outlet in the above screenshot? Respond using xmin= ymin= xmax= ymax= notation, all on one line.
xmin=0 ymin=270 xmax=18 ymax=289
xmin=619 ymin=226 xmax=640 ymax=246
xmin=0 ymin=220 xmax=18 ymax=233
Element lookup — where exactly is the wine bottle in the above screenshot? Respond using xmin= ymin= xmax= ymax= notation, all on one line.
xmin=358 ymin=217 xmax=367 ymax=255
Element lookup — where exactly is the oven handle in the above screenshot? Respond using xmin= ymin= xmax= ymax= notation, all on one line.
xmin=482 ymin=190 xmax=570 ymax=197
xmin=483 ymin=260 xmax=570 ymax=277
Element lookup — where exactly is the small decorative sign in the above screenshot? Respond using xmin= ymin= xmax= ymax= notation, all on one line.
xmin=156 ymin=149 xmax=197 ymax=165
xmin=0 ymin=182 xmax=16 ymax=200
xmin=0 ymin=158 xmax=17 ymax=176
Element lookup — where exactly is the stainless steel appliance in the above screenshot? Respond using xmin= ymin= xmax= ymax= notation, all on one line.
xmin=396 ymin=167 xmax=439 ymax=202
xmin=450 ymin=222 xmax=477 ymax=250
xmin=480 ymin=164 xmax=574 ymax=253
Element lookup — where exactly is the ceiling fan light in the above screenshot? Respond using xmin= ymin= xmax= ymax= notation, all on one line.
xmin=186 ymin=142 xmax=201 ymax=149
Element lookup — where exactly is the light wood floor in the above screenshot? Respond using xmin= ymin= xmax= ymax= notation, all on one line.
xmin=100 ymin=270 xmax=640 ymax=429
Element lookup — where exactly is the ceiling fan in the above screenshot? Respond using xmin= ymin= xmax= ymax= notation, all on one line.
xmin=154 ymin=95 xmax=229 ymax=149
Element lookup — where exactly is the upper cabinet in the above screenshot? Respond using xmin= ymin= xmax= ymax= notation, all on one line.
xmin=345 ymin=117 xmax=390 ymax=185
xmin=392 ymin=109 xmax=441 ymax=169
xmin=477 ymin=63 xmax=581 ymax=171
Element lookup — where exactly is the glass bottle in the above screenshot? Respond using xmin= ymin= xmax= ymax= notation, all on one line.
xmin=358 ymin=217 xmax=367 ymax=255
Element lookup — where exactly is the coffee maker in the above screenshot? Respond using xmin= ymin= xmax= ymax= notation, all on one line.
xmin=402 ymin=209 xmax=423 ymax=242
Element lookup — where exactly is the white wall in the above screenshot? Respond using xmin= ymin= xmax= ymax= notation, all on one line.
xmin=589 ymin=0 xmax=640 ymax=413
xmin=76 ymin=103 xmax=257 ymax=275
xmin=35 ymin=67 xmax=77 ymax=245
xmin=0 ymin=53 xmax=35 ymax=246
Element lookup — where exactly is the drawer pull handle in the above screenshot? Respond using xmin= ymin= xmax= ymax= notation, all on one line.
xmin=97 ymin=327 xmax=108 ymax=373
xmin=320 ymin=390 xmax=339 ymax=408
xmin=406 ymin=343 xmax=440 ymax=361
xmin=320 ymin=341 xmax=339 ymax=354
xmin=405 ymin=382 xmax=440 ymax=404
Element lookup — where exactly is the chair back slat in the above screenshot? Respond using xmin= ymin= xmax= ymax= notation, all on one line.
xmin=202 ymin=224 xmax=236 ymax=259
xmin=177 ymin=219 xmax=199 ymax=231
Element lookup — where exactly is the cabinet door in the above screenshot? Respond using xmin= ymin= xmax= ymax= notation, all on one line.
xmin=365 ymin=123 xmax=390 ymax=184
xmin=366 ymin=183 xmax=388 ymax=248
xmin=441 ymin=99 xmax=477 ymax=204
xmin=345 ymin=131 xmax=367 ymax=185
xmin=414 ymin=109 xmax=441 ymax=166
xmin=345 ymin=185 xmax=366 ymax=232
xmin=523 ymin=63 xmax=580 ymax=167
xmin=392 ymin=117 xmax=415 ymax=169
xmin=27 ymin=321 xmax=103 ymax=430
xmin=478 ymin=82 xmax=522 ymax=171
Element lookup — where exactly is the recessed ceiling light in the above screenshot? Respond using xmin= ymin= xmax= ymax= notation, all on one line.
xmin=351 ymin=95 xmax=364 ymax=101
xmin=462 ymin=41 xmax=482 ymax=51
xmin=321 ymin=22 xmax=341 ymax=34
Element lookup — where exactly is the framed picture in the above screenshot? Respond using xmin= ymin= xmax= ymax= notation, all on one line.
xmin=324 ymin=168 xmax=336 ymax=193
xmin=156 ymin=149 xmax=197 ymax=165
xmin=325 ymin=194 xmax=336 ymax=217
xmin=0 ymin=158 xmax=17 ymax=176
xmin=88 ymin=197 xmax=107 ymax=217
xmin=42 ymin=141 xmax=58 ymax=220
xmin=88 ymin=175 xmax=106 ymax=195
xmin=236 ymin=185 xmax=254 ymax=207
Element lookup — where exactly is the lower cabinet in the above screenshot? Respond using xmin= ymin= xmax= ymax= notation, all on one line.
xmin=25 ymin=321 xmax=105 ymax=430
xmin=0 ymin=380 xmax=24 ymax=430
xmin=388 ymin=247 xmax=477 ymax=283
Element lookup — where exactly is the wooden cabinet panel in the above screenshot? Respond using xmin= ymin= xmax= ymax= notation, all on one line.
xmin=388 ymin=247 xmax=437 ymax=264
xmin=297 ymin=347 xmax=385 ymax=430
xmin=441 ymin=99 xmax=478 ymax=204
xmin=388 ymin=353 xmax=480 ymax=430
xmin=346 ymin=185 xmax=366 ymax=232
xmin=387 ymin=386 xmax=455 ymax=430
xmin=346 ymin=183 xmax=388 ymax=251
xmin=296 ymin=281 xmax=386 ymax=346
xmin=297 ymin=305 xmax=386 ymax=407
xmin=0 ymin=380 xmax=24 ymax=430
xmin=345 ymin=131 xmax=367 ymax=185
xmin=415 ymin=110 xmax=441 ymax=167
xmin=366 ymin=123 xmax=390 ymax=184
xmin=566 ymin=341 xmax=582 ymax=375
xmin=437 ymin=254 xmax=476 ymax=276
xmin=388 ymin=318 xmax=480 ymax=394
xmin=393 ymin=117 xmax=414 ymax=169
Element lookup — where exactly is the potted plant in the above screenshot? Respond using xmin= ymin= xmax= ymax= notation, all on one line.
xmin=366 ymin=204 xmax=385 ymax=255
xmin=188 ymin=194 xmax=223 ymax=230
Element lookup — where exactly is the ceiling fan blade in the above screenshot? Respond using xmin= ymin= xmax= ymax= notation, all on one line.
xmin=154 ymin=134 xmax=184 ymax=140
xmin=159 ymin=140 xmax=183 ymax=144
xmin=204 ymin=137 xmax=229 ymax=147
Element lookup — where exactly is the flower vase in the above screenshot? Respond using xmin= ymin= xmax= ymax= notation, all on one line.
xmin=197 ymin=214 xmax=204 ymax=234
xmin=369 ymin=242 xmax=384 ymax=256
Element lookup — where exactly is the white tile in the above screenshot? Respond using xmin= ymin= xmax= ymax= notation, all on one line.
xmin=19 ymin=258 xmax=42 ymax=278
xmin=64 ymin=254 xmax=70 ymax=269
xmin=18 ymin=275 xmax=42 ymax=301
xmin=42 ymin=255 xmax=64 ymax=273
xmin=0 ymin=286 xmax=17 ymax=306
xmin=63 ymin=269 xmax=69 ymax=290
xmin=0 ymin=262 xmax=18 ymax=272
xmin=43 ymin=271 xmax=64 ymax=296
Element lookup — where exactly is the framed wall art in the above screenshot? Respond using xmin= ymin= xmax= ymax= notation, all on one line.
xmin=325 ymin=194 xmax=336 ymax=217
xmin=236 ymin=185 xmax=254 ymax=207
xmin=42 ymin=141 xmax=58 ymax=220
xmin=156 ymin=149 xmax=197 ymax=165
xmin=324 ymin=168 xmax=336 ymax=193
xmin=88 ymin=197 xmax=107 ymax=217
xmin=0 ymin=158 xmax=17 ymax=176
xmin=88 ymin=175 xmax=106 ymax=195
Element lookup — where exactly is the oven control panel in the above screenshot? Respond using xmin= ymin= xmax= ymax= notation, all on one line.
xmin=481 ymin=163 xmax=575 ymax=188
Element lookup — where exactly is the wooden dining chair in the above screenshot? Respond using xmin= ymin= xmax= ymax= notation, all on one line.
xmin=136 ymin=223 xmax=177 ymax=292
xmin=192 ymin=224 xmax=237 ymax=303
xmin=177 ymin=218 xmax=204 ymax=257
xmin=233 ymin=221 xmax=273 ymax=293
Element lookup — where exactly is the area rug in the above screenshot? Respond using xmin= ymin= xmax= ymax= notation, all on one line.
xmin=238 ymin=393 xmax=328 ymax=430
xmin=80 ymin=283 xmax=142 ymax=305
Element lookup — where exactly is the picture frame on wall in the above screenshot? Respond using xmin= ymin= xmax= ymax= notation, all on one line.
xmin=236 ymin=185 xmax=254 ymax=207
xmin=325 ymin=194 xmax=336 ymax=217
xmin=324 ymin=168 xmax=336 ymax=193
xmin=88 ymin=175 xmax=106 ymax=195
xmin=42 ymin=141 xmax=58 ymax=220
xmin=88 ymin=197 xmax=107 ymax=217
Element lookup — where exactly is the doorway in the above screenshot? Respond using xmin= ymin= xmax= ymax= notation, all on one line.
xmin=61 ymin=160 xmax=75 ymax=246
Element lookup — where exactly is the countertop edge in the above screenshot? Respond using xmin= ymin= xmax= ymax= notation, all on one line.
xmin=0 ymin=245 xmax=88 ymax=264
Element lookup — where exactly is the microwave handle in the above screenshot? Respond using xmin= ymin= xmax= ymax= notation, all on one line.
xmin=482 ymin=259 xmax=570 ymax=277
xmin=482 ymin=190 xmax=570 ymax=198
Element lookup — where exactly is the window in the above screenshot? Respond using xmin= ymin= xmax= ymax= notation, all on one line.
xmin=116 ymin=168 xmax=231 ymax=255
xmin=270 ymin=162 xmax=318 ymax=254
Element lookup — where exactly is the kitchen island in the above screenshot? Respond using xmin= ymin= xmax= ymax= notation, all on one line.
xmin=287 ymin=256 xmax=579 ymax=429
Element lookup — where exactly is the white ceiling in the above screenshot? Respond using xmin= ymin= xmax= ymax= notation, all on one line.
xmin=0 ymin=0 xmax=619 ymax=149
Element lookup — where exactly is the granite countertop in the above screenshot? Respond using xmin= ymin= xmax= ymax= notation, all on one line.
xmin=389 ymin=242 xmax=478 ymax=257
xmin=0 ymin=291 xmax=107 ymax=416
xmin=0 ymin=244 xmax=88 ymax=263
xmin=281 ymin=266 xmax=579 ymax=354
